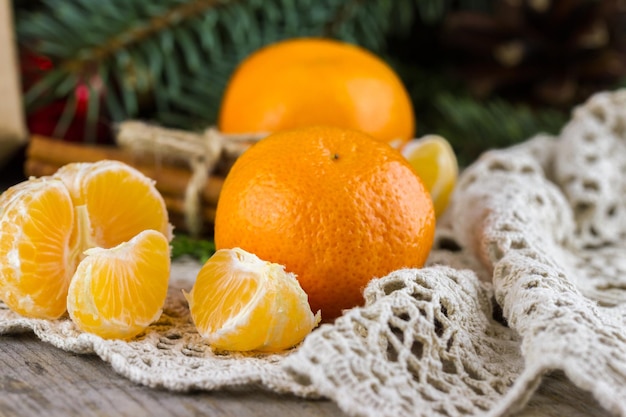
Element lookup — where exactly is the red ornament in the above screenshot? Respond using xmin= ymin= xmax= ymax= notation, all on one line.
xmin=20 ymin=50 xmax=113 ymax=144
xmin=26 ymin=98 xmax=111 ymax=143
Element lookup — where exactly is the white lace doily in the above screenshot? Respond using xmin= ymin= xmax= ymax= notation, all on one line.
xmin=3 ymin=89 xmax=626 ymax=417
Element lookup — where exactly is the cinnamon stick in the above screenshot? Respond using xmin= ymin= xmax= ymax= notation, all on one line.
xmin=26 ymin=135 xmax=223 ymax=205
xmin=23 ymin=158 xmax=57 ymax=177
xmin=164 ymin=199 xmax=216 ymax=235
xmin=162 ymin=195 xmax=217 ymax=223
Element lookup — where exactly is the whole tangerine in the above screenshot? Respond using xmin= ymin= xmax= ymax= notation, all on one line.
xmin=214 ymin=125 xmax=435 ymax=320
xmin=218 ymin=37 xmax=415 ymax=145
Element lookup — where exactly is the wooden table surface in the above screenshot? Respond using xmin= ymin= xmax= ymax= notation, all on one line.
xmin=0 ymin=333 xmax=346 ymax=417
xmin=0 ymin=332 xmax=614 ymax=417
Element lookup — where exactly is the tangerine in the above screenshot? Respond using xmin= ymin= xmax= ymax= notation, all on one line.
xmin=401 ymin=135 xmax=458 ymax=217
xmin=218 ymin=38 xmax=415 ymax=145
xmin=214 ymin=125 xmax=435 ymax=320
xmin=0 ymin=160 xmax=171 ymax=324
xmin=0 ymin=177 xmax=75 ymax=319
xmin=67 ymin=229 xmax=171 ymax=340
xmin=185 ymin=247 xmax=319 ymax=352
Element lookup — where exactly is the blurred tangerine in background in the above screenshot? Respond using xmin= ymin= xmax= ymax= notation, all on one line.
xmin=218 ymin=38 xmax=416 ymax=147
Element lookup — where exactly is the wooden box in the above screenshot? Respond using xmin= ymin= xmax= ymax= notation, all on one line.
xmin=0 ymin=2 xmax=27 ymax=168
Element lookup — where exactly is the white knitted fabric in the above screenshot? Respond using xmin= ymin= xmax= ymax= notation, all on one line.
xmin=3 ymin=90 xmax=626 ymax=416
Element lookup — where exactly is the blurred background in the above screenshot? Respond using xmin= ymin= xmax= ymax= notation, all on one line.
xmin=2 ymin=0 xmax=626 ymax=180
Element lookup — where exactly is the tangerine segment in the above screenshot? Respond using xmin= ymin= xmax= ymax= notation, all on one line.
xmin=67 ymin=229 xmax=171 ymax=340
xmin=218 ymin=38 xmax=415 ymax=144
xmin=401 ymin=135 xmax=459 ymax=217
xmin=185 ymin=248 xmax=320 ymax=352
xmin=0 ymin=177 xmax=75 ymax=319
xmin=54 ymin=160 xmax=172 ymax=249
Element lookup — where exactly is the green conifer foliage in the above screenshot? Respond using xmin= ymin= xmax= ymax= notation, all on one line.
xmin=13 ymin=0 xmax=625 ymax=164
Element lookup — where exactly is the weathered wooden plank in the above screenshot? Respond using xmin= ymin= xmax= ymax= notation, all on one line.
xmin=517 ymin=371 xmax=610 ymax=417
xmin=0 ymin=333 xmax=346 ymax=417
xmin=0 ymin=332 xmax=611 ymax=417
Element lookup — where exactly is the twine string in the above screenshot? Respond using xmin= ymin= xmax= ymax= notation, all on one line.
xmin=116 ymin=121 xmax=265 ymax=236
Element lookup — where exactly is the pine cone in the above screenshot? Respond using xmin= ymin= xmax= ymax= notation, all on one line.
xmin=441 ymin=0 xmax=626 ymax=108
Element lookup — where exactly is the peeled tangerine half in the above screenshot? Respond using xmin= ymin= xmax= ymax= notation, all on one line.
xmin=185 ymin=248 xmax=320 ymax=352
xmin=0 ymin=177 xmax=75 ymax=319
xmin=0 ymin=159 xmax=172 ymax=322
xmin=401 ymin=134 xmax=458 ymax=217
xmin=67 ymin=229 xmax=171 ymax=340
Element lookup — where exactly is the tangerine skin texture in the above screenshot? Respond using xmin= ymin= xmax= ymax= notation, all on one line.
xmin=218 ymin=37 xmax=415 ymax=144
xmin=215 ymin=126 xmax=435 ymax=320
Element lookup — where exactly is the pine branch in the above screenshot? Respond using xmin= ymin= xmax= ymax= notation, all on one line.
xmin=61 ymin=0 xmax=224 ymax=67
xmin=171 ymin=233 xmax=215 ymax=263
xmin=14 ymin=0 xmax=566 ymax=159
xmin=425 ymin=93 xmax=568 ymax=166
xmin=412 ymin=0 xmax=494 ymax=23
